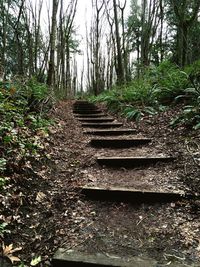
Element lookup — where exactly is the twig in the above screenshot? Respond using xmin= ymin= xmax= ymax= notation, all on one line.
xmin=185 ymin=141 xmax=200 ymax=167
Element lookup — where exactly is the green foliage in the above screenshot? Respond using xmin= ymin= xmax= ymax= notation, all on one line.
xmin=90 ymin=60 xmax=200 ymax=130
xmin=90 ymin=79 xmax=155 ymax=113
xmin=0 ymin=177 xmax=6 ymax=189
xmin=170 ymin=87 xmax=200 ymax=129
xmin=0 ymin=79 xmax=52 ymax=177
xmin=0 ymin=222 xmax=10 ymax=237
xmin=121 ymin=79 xmax=154 ymax=105
xmin=149 ymin=61 xmax=189 ymax=103
xmin=122 ymin=106 xmax=142 ymax=121
xmin=0 ymin=79 xmax=52 ymax=256
xmin=27 ymin=114 xmax=52 ymax=130
xmin=30 ymin=256 xmax=42 ymax=266
xmin=90 ymin=90 xmax=123 ymax=112
xmin=26 ymin=78 xmax=48 ymax=100
xmin=170 ymin=105 xmax=200 ymax=129
xmin=169 ymin=61 xmax=200 ymax=129
xmin=0 ymin=158 xmax=7 ymax=172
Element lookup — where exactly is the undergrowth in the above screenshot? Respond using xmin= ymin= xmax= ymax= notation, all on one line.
xmin=0 ymin=77 xmax=53 ymax=264
xmin=89 ymin=60 xmax=200 ymax=130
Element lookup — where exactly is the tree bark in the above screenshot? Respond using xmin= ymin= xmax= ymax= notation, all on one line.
xmin=47 ymin=0 xmax=59 ymax=86
xmin=172 ymin=0 xmax=200 ymax=67
xmin=113 ymin=0 xmax=124 ymax=84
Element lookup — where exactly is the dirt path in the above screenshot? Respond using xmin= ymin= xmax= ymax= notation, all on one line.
xmin=51 ymin=101 xmax=200 ymax=266
xmin=3 ymin=100 xmax=199 ymax=266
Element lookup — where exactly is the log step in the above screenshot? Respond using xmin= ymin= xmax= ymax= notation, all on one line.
xmin=73 ymin=109 xmax=102 ymax=114
xmin=78 ymin=118 xmax=114 ymax=123
xmin=73 ymin=102 xmax=95 ymax=107
xmin=97 ymin=156 xmax=174 ymax=168
xmin=83 ymin=129 xmax=137 ymax=135
xmin=75 ymin=113 xmax=107 ymax=118
xmin=53 ymin=249 xmax=175 ymax=267
xmin=81 ymin=186 xmax=187 ymax=203
xmin=73 ymin=106 xmax=98 ymax=111
xmin=81 ymin=123 xmax=123 ymax=128
xmin=74 ymin=100 xmax=90 ymax=104
xmin=90 ymin=138 xmax=151 ymax=148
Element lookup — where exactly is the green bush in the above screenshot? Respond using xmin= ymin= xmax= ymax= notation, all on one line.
xmin=27 ymin=77 xmax=48 ymax=100
xmin=149 ymin=61 xmax=189 ymax=103
xmin=90 ymin=90 xmax=123 ymax=112
xmin=121 ymin=106 xmax=142 ymax=121
xmin=170 ymin=105 xmax=200 ymax=130
xmin=0 ymin=79 xmax=52 ymax=176
xmin=185 ymin=59 xmax=200 ymax=90
xmin=89 ymin=60 xmax=199 ymax=129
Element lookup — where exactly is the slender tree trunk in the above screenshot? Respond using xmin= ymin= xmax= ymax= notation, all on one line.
xmin=159 ymin=0 xmax=164 ymax=62
xmin=47 ymin=0 xmax=59 ymax=86
xmin=171 ymin=0 xmax=200 ymax=67
xmin=113 ymin=0 xmax=124 ymax=84
xmin=60 ymin=0 xmax=66 ymax=92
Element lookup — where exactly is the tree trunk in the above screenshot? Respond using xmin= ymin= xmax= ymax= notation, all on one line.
xmin=113 ymin=0 xmax=124 ymax=84
xmin=47 ymin=0 xmax=59 ymax=86
xmin=172 ymin=0 xmax=200 ymax=67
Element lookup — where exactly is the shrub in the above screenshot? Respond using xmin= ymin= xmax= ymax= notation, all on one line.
xmin=89 ymin=60 xmax=199 ymax=129
xmin=150 ymin=61 xmax=189 ymax=103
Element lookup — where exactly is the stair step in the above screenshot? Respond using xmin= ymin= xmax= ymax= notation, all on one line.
xmin=75 ymin=113 xmax=107 ymax=118
xmin=81 ymin=123 xmax=123 ymax=128
xmin=53 ymin=249 xmax=168 ymax=267
xmin=81 ymin=186 xmax=187 ymax=203
xmin=78 ymin=118 xmax=114 ymax=123
xmin=83 ymin=129 xmax=137 ymax=135
xmin=73 ymin=104 xmax=96 ymax=107
xmin=73 ymin=109 xmax=102 ymax=114
xmin=74 ymin=100 xmax=89 ymax=104
xmin=90 ymin=138 xmax=151 ymax=148
xmin=73 ymin=103 xmax=95 ymax=107
xmin=73 ymin=106 xmax=98 ymax=110
xmin=97 ymin=156 xmax=174 ymax=168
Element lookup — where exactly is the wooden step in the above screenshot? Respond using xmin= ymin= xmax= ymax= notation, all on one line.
xmin=73 ymin=109 xmax=102 ymax=114
xmin=83 ymin=129 xmax=137 ymax=135
xmin=75 ymin=113 xmax=107 ymax=118
xmin=78 ymin=118 xmax=114 ymax=123
xmin=90 ymin=138 xmax=151 ymax=148
xmin=74 ymin=100 xmax=89 ymax=104
xmin=73 ymin=106 xmax=98 ymax=110
xmin=97 ymin=156 xmax=174 ymax=168
xmin=73 ymin=108 xmax=98 ymax=112
xmin=73 ymin=104 xmax=96 ymax=109
xmin=73 ymin=102 xmax=95 ymax=107
xmin=81 ymin=123 xmax=123 ymax=128
xmin=53 ymin=249 xmax=167 ymax=267
xmin=81 ymin=186 xmax=187 ymax=203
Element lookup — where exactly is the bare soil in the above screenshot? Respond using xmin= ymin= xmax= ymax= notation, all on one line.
xmin=82 ymin=165 xmax=186 ymax=193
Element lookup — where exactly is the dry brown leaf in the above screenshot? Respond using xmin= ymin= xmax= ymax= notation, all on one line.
xmin=8 ymin=255 xmax=21 ymax=263
xmin=2 ymin=243 xmax=22 ymax=263
xmin=36 ymin=191 xmax=46 ymax=202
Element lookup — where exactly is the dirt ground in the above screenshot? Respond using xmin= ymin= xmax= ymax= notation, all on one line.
xmin=1 ymin=100 xmax=200 ymax=266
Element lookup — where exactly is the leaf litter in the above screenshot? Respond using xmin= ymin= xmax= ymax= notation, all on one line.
xmin=0 ymin=100 xmax=200 ymax=266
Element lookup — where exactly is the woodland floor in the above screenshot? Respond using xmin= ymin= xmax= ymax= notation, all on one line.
xmin=1 ymin=100 xmax=200 ymax=266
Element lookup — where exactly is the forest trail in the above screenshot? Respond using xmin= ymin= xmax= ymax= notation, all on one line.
xmin=52 ymin=101 xmax=200 ymax=267
xmin=2 ymin=100 xmax=199 ymax=266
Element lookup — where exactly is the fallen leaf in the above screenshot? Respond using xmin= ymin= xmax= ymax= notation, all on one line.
xmin=36 ymin=192 xmax=46 ymax=202
xmin=31 ymin=256 xmax=42 ymax=266
xmin=9 ymin=255 xmax=21 ymax=263
xmin=2 ymin=243 xmax=22 ymax=263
